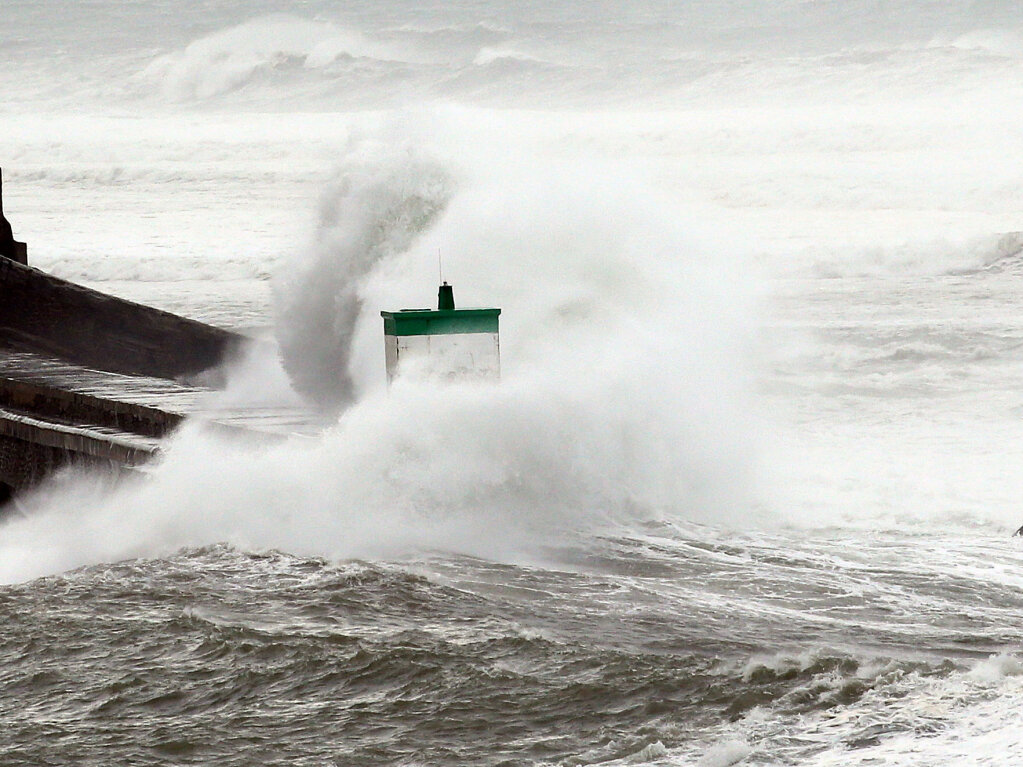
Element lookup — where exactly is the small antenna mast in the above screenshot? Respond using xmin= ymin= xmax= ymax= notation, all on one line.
xmin=438 ymin=247 xmax=444 ymax=285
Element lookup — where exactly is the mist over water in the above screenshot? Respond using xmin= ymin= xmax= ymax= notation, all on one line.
xmin=1 ymin=126 xmax=762 ymax=583
xmin=5 ymin=1 xmax=1023 ymax=764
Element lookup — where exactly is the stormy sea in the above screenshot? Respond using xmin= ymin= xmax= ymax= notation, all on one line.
xmin=4 ymin=1 xmax=1023 ymax=764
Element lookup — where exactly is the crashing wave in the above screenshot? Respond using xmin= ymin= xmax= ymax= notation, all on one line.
xmin=136 ymin=14 xmax=410 ymax=102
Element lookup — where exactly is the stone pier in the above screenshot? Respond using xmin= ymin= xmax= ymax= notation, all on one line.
xmin=0 ymin=177 xmax=324 ymax=510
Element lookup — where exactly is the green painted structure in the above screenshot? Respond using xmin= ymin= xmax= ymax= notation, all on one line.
xmin=380 ymin=283 xmax=501 ymax=381
xmin=380 ymin=308 xmax=501 ymax=337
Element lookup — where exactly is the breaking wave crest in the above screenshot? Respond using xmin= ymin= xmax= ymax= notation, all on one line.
xmin=791 ymin=231 xmax=1023 ymax=279
xmin=136 ymin=14 xmax=412 ymax=102
xmin=274 ymin=140 xmax=453 ymax=406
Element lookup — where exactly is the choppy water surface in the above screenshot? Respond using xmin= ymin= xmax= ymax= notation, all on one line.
xmin=5 ymin=1 xmax=1023 ymax=764
xmin=6 ymin=530 xmax=1023 ymax=766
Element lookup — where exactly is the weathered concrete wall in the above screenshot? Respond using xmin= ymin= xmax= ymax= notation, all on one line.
xmin=0 ymin=377 xmax=181 ymax=438
xmin=0 ymin=373 xmax=167 ymax=499
xmin=0 ymin=407 xmax=155 ymax=464
xmin=0 ymin=258 xmax=243 ymax=381
xmin=0 ymin=431 xmax=131 ymax=495
xmin=0 ymin=432 xmax=74 ymax=490
xmin=0 ymin=406 xmax=156 ymax=498
xmin=0 ymin=209 xmax=283 ymax=511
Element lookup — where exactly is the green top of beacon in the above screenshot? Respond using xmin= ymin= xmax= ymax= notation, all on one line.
xmin=380 ymin=283 xmax=501 ymax=337
xmin=380 ymin=283 xmax=501 ymax=381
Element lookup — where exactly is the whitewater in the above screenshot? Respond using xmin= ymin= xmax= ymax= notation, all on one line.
xmin=4 ymin=1 xmax=1023 ymax=764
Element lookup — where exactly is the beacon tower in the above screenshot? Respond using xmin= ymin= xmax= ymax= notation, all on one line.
xmin=381 ymin=283 xmax=501 ymax=382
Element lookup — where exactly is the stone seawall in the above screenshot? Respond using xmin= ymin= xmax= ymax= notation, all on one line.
xmin=0 ymin=257 xmax=250 ymax=503
xmin=0 ymin=432 xmax=125 ymax=496
xmin=0 ymin=257 xmax=324 ymax=509
xmin=0 ymin=377 xmax=181 ymax=439
xmin=0 ymin=258 xmax=243 ymax=381
xmin=0 ymin=432 xmax=68 ymax=492
xmin=0 ymin=385 xmax=161 ymax=495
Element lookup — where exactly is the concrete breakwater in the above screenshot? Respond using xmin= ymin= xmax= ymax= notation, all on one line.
xmin=0 ymin=258 xmax=321 ymax=508
xmin=0 ymin=257 xmax=241 ymax=381
xmin=0 ymin=352 xmax=180 ymax=502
